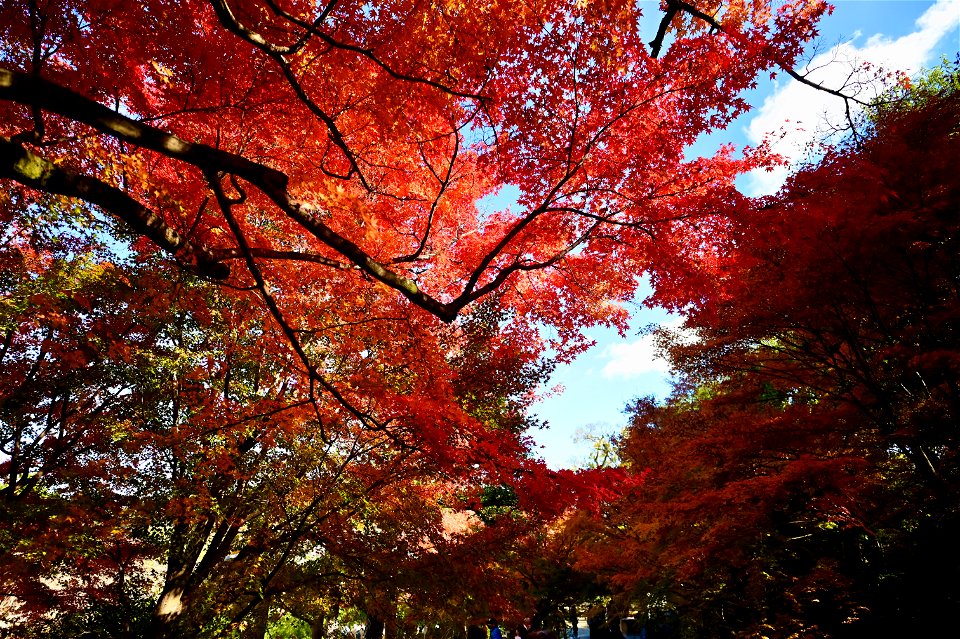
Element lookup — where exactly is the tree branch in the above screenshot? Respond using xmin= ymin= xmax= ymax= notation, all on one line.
xmin=0 ymin=67 xmax=454 ymax=319
xmin=652 ymin=0 xmax=871 ymax=110
xmin=207 ymin=171 xmax=386 ymax=430
xmin=0 ymin=136 xmax=229 ymax=279
xmin=211 ymin=247 xmax=351 ymax=269
xmin=261 ymin=0 xmax=488 ymax=102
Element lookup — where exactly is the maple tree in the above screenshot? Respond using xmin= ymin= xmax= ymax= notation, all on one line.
xmin=0 ymin=201 xmax=617 ymax=638
xmin=0 ymin=0 xmax=830 ymax=339
xmin=0 ymin=230 xmax=571 ymax=638
xmin=0 ymin=233 xmax=568 ymax=637
xmin=575 ymin=65 xmax=960 ymax=637
xmin=0 ymin=0 xmax=841 ymax=637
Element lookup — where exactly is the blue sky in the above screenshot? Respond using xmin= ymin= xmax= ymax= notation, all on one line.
xmin=529 ymin=0 xmax=960 ymax=469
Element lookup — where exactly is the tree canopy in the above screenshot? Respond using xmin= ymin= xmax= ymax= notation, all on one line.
xmin=575 ymin=60 xmax=960 ymax=638
xmin=0 ymin=0 xmax=910 ymax=637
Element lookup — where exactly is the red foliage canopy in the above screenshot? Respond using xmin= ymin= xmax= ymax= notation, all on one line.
xmin=577 ymin=86 xmax=960 ymax=637
xmin=0 ymin=0 xmax=836 ymax=636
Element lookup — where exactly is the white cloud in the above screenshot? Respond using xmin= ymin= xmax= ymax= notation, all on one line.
xmin=600 ymin=318 xmax=695 ymax=379
xmin=601 ymin=333 xmax=671 ymax=379
xmin=742 ymin=0 xmax=960 ymax=196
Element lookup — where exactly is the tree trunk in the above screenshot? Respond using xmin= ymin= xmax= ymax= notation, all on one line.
xmin=311 ymin=615 xmax=327 ymax=639
xmin=365 ymin=615 xmax=385 ymax=639
xmin=148 ymin=582 xmax=190 ymax=639
xmin=242 ymin=600 xmax=270 ymax=639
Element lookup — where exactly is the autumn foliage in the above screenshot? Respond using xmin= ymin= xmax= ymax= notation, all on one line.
xmin=575 ymin=73 xmax=960 ymax=637
xmin=0 ymin=0 xmax=855 ymax=637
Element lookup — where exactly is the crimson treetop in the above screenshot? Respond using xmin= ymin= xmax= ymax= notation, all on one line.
xmin=1 ymin=0 xmax=829 ymax=335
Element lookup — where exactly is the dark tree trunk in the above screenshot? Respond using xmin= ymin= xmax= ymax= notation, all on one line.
xmin=242 ymin=600 xmax=270 ymax=639
xmin=311 ymin=615 xmax=327 ymax=639
xmin=366 ymin=615 xmax=385 ymax=639
xmin=147 ymin=580 xmax=190 ymax=639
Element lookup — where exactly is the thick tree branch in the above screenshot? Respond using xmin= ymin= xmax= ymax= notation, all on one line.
xmin=0 ymin=67 xmax=456 ymax=319
xmin=0 ymin=67 xmax=605 ymax=324
xmin=0 ymin=136 xmax=229 ymax=279
xmin=0 ymin=69 xmax=288 ymax=191
xmin=649 ymin=6 xmax=679 ymax=59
